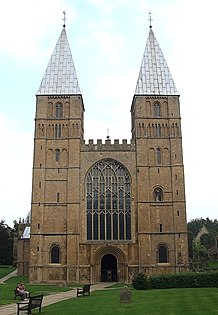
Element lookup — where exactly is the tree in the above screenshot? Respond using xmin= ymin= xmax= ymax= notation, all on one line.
xmin=188 ymin=218 xmax=218 ymax=260
xmin=0 ymin=220 xmax=14 ymax=265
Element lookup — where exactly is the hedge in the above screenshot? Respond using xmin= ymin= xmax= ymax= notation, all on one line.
xmin=132 ymin=271 xmax=218 ymax=290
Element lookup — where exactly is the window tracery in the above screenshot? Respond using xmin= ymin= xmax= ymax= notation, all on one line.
xmin=86 ymin=159 xmax=131 ymax=241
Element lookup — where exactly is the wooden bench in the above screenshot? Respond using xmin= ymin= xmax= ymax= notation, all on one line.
xmin=77 ymin=284 xmax=91 ymax=297
xmin=17 ymin=294 xmax=43 ymax=315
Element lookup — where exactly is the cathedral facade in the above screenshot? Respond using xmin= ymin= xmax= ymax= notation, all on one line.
xmin=24 ymin=23 xmax=189 ymax=284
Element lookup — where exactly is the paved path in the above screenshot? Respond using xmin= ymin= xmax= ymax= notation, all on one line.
xmin=0 ymin=281 xmax=111 ymax=315
xmin=0 ymin=269 xmax=17 ymax=284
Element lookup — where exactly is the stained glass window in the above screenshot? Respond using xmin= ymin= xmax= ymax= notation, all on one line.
xmin=86 ymin=159 xmax=131 ymax=241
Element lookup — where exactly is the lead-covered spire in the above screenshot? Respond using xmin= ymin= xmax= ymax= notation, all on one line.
xmin=36 ymin=26 xmax=81 ymax=95
xmin=135 ymin=25 xmax=178 ymax=95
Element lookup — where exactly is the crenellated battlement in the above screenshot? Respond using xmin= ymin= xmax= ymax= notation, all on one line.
xmin=82 ymin=139 xmax=135 ymax=151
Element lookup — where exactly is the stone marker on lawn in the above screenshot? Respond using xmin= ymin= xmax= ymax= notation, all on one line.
xmin=120 ymin=286 xmax=132 ymax=303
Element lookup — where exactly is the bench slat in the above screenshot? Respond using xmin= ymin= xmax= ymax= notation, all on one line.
xmin=17 ymin=294 xmax=43 ymax=315
xmin=77 ymin=284 xmax=91 ymax=297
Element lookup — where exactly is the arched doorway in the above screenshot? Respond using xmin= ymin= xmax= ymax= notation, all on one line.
xmin=101 ymin=254 xmax=117 ymax=282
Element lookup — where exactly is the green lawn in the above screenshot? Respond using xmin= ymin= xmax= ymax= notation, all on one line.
xmin=42 ymin=287 xmax=218 ymax=315
xmin=0 ymin=275 xmax=75 ymax=305
xmin=1 ymin=274 xmax=218 ymax=314
xmin=0 ymin=266 xmax=16 ymax=279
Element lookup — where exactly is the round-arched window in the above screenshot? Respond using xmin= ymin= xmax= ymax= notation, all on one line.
xmin=158 ymin=244 xmax=169 ymax=263
xmin=154 ymin=187 xmax=163 ymax=202
xmin=50 ymin=245 xmax=60 ymax=263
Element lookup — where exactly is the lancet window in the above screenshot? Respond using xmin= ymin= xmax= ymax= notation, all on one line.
xmin=55 ymin=124 xmax=61 ymax=138
xmin=156 ymin=148 xmax=161 ymax=164
xmin=86 ymin=159 xmax=131 ymax=241
xmin=155 ymin=124 xmax=161 ymax=137
xmin=153 ymin=102 xmax=161 ymax=117
xmin=55 ymin=103 xmax=63 ymax=118
xmin=55 ymin=149 xmax=60 ymax=162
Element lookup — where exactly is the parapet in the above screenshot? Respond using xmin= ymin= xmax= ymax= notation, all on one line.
xmin=82 ymin=139 xmax=135 ymax=152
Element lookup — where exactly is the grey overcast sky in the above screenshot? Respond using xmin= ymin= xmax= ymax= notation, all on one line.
xmin=0 ymin=0 xmax=217 ymax=227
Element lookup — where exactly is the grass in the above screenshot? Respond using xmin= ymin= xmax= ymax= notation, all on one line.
xmin=0 ymin=275 xmax=75 ymax=305
xmin=0 ymin=265 xmax=16 ymax=279
xmin=0 ymin=278 xmax=218 ymax=314
xmin=41 ymin=287 xmax=218 ymax=315
xmin=1 ymin=270 xmax=218 ymax=314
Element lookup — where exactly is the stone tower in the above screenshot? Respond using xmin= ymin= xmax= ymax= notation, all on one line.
xmin=131 ymin=25 xmax=188 ymax=274
xmin=28 ymin=23 xmax=188 ymax=284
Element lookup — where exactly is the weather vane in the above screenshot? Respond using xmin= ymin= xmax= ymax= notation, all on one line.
xmin=149 ymin=12 xmax=152 ymax=28
xmin=63 ymin=11 xmax=67 ymax=27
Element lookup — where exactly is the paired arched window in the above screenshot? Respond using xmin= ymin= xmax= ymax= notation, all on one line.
xmin=154 ymin=187 xmax=163 ymax=201
xmin=50 ymin=245 xmax=60 ymax=263
xmin=55 ymin=103 xmax=63 ymax=118
xmin=86 ymin=159 xmax=131 ymax=241
xmin=158 ymin=244 xmax=169 ymax=263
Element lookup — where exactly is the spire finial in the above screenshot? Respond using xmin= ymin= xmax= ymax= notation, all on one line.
xmin=63 ymin=11 xmax=67 ymax=28
xmin=149 ymin=12 xmax=152 ymax=29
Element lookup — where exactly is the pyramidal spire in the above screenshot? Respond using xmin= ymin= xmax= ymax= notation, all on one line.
xmin=36 ymin=26 xmax=81 ymax=95
xmin=135 ymin=23 xmax=178 ymax=96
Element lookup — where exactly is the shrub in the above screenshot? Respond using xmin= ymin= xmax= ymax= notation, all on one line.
xmin=149 ymin=271 xmax=218 ymax=289
xmin=132 ymin=273 xmax=150 ymax=290
xmin=132 ymin=271 xmax=218 ymax=290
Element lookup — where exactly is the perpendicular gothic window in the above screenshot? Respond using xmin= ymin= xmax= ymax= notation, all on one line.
xmin=50 ymin=245 xmax=60 ymax=263
xmin=158 ymin=244 xmax=169 ymax=263
xmin=55 ymin=103 xmax=63 ymax=118
xmin=153 ymin=102 xmax=161 ymax=117
xmin=86 ymin=159 xmax=131 ymax=241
